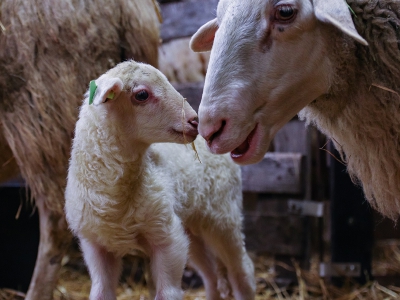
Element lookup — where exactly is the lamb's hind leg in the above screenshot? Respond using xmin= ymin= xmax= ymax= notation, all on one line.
xmin=187 ymin=231 xmax=223 ymax=300
xmin=203 ymin=226 xmax=256 ymax=300
xmin=25 ymin=196 xmax=72 ymax=300
xmin=80 ymin=238 xmax=122 ymax=300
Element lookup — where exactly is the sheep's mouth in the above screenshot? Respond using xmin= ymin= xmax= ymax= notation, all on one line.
xmin=230 ymin=125 xmax=258 ymax=161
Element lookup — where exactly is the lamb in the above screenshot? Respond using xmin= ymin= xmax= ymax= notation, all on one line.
xmin=189 ymin=0 xmax=400 ymax=219
xmin=64 ymin=60 xmax=256 ymax=300
xmin=0 ymin=0 xmax=160 ymax=298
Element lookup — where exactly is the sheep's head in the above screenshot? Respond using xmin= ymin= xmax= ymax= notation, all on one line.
xmin=190 ymin=0 xmax=368 ymax=165
xmin=88 ymin=60 xmax=198 ymax=145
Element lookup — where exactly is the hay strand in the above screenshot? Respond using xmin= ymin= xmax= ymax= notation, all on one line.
xmin=181 ymin=97 xmax=201 ymax=163
xmin=370 ymin=83 xmax=400 ymax=98
xmin=0 ymin=21 xmax=5 ymax=33
xmin=319 ymin=139 xmax=347 ymax=166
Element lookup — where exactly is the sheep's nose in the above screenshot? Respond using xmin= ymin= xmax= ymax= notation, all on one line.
xmin=189 ymin=117 xmax=199 ymax=129
xmin=200 ymin=119 xmax=226 ymax=146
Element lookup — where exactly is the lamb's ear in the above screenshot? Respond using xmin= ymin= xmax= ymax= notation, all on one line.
xmin=190 ymin=18 xmax=219 ymax=52
xmin=90 ymin=76 xmax=123 ymax=106
xmin=314 ymin=0 xmax=368 ymax=46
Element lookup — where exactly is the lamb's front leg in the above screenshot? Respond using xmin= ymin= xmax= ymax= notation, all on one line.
xmin=148 ymin=215 xmax=189 ymax=300
xmin=80 ymin=238 xmax=122 ymax=300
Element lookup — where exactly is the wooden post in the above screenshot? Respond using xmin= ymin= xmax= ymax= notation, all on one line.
xmin=159 ymin=0 xmax=219 ymax=42
xmin=0 ymin=186 xmax=39 ymax=292
xmin=329 ymin=144 xmax=373 ymax=284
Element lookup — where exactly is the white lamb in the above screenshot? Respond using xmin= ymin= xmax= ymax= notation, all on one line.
xmin=64 ymin=60 xmax=255 ymax=300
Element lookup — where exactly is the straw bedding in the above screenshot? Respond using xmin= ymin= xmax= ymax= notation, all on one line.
xmin=1 ymin=242 xmax=400 ymax=300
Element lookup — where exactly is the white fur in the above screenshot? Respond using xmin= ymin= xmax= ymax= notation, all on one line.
xmin=65 ymin=60 xmax=255 ymax=300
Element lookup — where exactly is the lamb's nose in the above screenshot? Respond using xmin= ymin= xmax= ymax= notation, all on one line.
xmin=200 ymin=119 xmax=226 ymax=146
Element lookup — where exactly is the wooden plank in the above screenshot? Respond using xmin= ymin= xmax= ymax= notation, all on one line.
xmin=243 ymin=213 xmax=305 ymax=256
xmin=241 ymin=153 xmax=305 ymax=194
xmin=159 ymin=0 xmax=218 ymax=42
xmin=243 ymin=195 xmax=295 ymax=217
xmin=0 ymin=175 xmax=25 ymax=187
xmin=273 ymin=120 xmax=309 ymax=155
xmin=242 ymin=195 xmax=306 ymax=256
xmin=273 ymin=119 xmax=315 ymax=200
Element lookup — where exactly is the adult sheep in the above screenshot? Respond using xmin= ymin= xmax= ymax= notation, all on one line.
xmin=0 ymin=1 xmax=160 ymax=299
xmin=190 ymin=0 xmax=400 ymax=220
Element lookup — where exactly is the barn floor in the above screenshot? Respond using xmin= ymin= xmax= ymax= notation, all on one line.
xmin=1 ymin=240 xmax=400 ymax=300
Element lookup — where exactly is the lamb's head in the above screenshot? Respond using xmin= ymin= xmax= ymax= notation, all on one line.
xmin=88 ymin=60 xmax=198 ymax=145
xmin=190 ymin=0 xmax=367 ymax=165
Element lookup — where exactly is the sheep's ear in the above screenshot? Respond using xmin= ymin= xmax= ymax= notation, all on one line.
xmin=90 ymin=76 xmax=123 ymax=106
xmin=190 ymin=18 xmax=219 ymax=52
xmin=314 ymin=0 xmax=368 ymax=46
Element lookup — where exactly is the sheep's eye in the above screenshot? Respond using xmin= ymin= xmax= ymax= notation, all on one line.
xmin=135 ymin=90 xmax=149 ymax=101
xmin=275 ymin=5 xmax=296 ymax=22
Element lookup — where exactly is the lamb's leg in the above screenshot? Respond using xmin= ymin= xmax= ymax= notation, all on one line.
xmin=215 ymin=259 xmax=231 ymax=299
xmin=187 ymin=231 xmax=223 ymax=300
xmin=202 ymin=228 xmax=256 ymax=300
xmin=25 ymin=196 xmax=72 ymax=300
xmin=80 ymin=238 xmax=122 ymax=300
xmin=148 ymin=215 xmax=188 ymax=300
xmin=143 ymin=257 xmax=156 ymax=299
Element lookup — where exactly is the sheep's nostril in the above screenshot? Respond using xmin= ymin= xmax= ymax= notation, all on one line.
xmin=206 ymin=120 xmax=226 ymax=145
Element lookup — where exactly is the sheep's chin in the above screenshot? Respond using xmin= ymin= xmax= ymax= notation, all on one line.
xmin=230 ymin=124 xmax=265 ymax=165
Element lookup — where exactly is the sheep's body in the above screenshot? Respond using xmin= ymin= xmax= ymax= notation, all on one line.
xmin=190 ymin=0 xmax=400 ymax=219
xmin=0 ymin=1 xmax=160 ymax=298
xmin=65 ymin=60 xmax=255 ymax=300
xmin=298 ymin=0 xmax=400 ymax=219
xmin=159 ymin=38 xmax=210 ymax=84
xmin=0 ymin=0 xmax=159 ymax=212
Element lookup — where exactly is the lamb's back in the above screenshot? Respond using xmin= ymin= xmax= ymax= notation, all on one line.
xmin=149 ymin=136 xmax=243 ymax=229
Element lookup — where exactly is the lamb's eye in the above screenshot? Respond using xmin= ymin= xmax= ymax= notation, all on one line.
xmin=135 ymin=90 xmax=149 ymax=101
xmin=275 ymin=5 xmax=296 ymax=22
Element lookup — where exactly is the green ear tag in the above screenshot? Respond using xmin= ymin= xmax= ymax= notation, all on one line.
xmin=89 ymin=80 xmax=97 ymax=105
xmin=107 ymin=91 xmax=115 ymax=100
